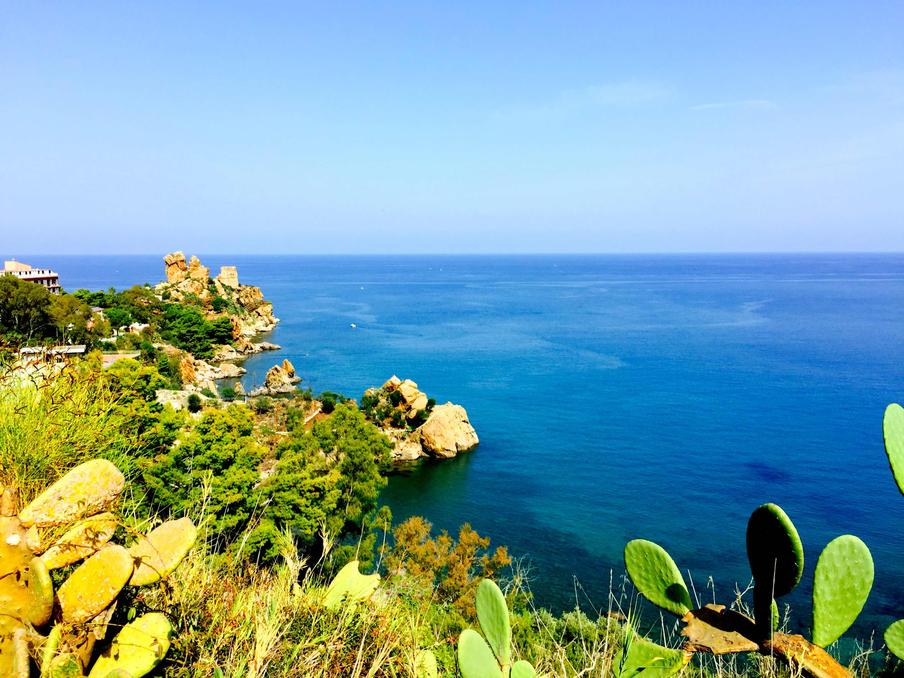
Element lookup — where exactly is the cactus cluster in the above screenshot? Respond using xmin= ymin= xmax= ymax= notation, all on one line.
xmin=624 ymin=502 xmax=873 ymax=678
xmin=457 ymin=579 xmax=536 ymax=678
xmin=0 ymin=459 xmax=196 ymax=677
xmin=883 ymin=403 xmax=904 ymax=661
xmin=322 ymin=559 xmax=380 ymax=611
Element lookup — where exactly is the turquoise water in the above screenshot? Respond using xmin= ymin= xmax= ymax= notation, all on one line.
xmin=53 ymin=254 xmax=904 ymax=637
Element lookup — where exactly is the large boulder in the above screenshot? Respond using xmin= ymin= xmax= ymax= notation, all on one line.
xmin=418 ymin=403 xmax=479 ymax=458
xmin=386 ymin=430 xmax=426 ymax=463
xmin=163 ymin=252 xmax=188 ymax=283
xmin=258 ymin=359 xmax=301 ymax=395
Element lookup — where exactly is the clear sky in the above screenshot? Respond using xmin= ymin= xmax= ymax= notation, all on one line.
xmin=1 ymin=2 xmax=902 ymax=254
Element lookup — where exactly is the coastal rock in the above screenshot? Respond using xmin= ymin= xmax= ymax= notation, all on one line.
xmin=382 ymin=375 xmax=402 ymax=390
xmin=418 ymin=403 xmax=479 ymax=458
xmin=216 ymin=265 xmax=239 ymax=289
xmin=164 ymin=252 xmax=188 ymax=283
xmin=249 ymin=359 xmax=302 ymax=396
xmin=187 ymin=255 xmax=209 ymax=283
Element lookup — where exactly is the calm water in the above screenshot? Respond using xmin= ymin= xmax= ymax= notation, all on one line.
xmin=48 ymin=254 xmax=904 ymax=637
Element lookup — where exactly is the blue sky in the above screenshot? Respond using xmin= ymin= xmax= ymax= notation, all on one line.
xmin=1 ymin=2 xmax=902 ymax=254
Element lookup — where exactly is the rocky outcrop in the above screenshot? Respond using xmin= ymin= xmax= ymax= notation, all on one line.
xmin=368 ymin=376 xmax=478 ymax=461
xmin=248 ymin=359 xmax=301 ymax=396
xmin=173 ymin=349 xmax=247 ymax=389
xmin=216 ymin=266 xmax=239 ymax=289
xmin=164 ymin=252 xmax=188 ymax=283
xmin=213 ymin=340 xmax=281 ymax=362
xmin=417 ymin=403 xmax=479 ymax=458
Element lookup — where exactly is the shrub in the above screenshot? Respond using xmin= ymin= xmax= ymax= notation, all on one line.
xmin=187 ymin=393 xmax=202 ymax=413
xmin=321 ymin=395 xmax=336 ymax=414
xmin=221 ymin=386 xmax=237 ymax=402
xmin=252 ymin=396 xmax=274 ymax=414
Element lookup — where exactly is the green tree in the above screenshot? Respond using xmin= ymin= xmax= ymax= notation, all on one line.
xmin=47 ymin=293 xmax=95 ymax=343
xmin=143 ymin=406 xmax=266 ymax=546
xmin=0 ymin=275 xmax=51 ymax=342
xmin=187 ymin=393 xmax=202 ymax=413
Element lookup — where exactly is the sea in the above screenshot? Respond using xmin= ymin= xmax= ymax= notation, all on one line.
xmin=45 ymin=253 xmax=904 ymax=640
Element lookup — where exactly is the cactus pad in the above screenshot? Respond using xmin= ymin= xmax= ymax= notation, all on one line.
xmin=19 ymin=460 xmax=124 ymax=527
xmin=885 ymin=619 xmax=904 ymax=660
xmin=812 ymin=535 xmax=873 ymax=647
xmin=414 ymin=649 xmax=437 ymax=678
xmin=58 ymin=544 xmax=134 ymax=623
xmin=475 ymin=578 xmax=512 ymax=667
xmin=615 ymin=630 xmax=689 ymax=678
xmin=511 ymin=660 xmax=538 ymax=677
xmin=47 ymin=653 xmax=83 ymax=678
xmin=129 ymin=517 xmax=197 ymax=586
xmin=41 ymin=513 xmax=118 ymax=571
xmin=87 ymin=612 xmax=173 ymax=678
xmin=323 ymin=560 xmax=379 ymax=610
xmin=746 ymin=503 xmax=803 ymax=597
xmin=624 ymin=539 xmax=692 ymax=616
xmin=458 ymin=628 xmax=503 ymax=678
xmin=884 ymin=403 xmax=904 ymax=495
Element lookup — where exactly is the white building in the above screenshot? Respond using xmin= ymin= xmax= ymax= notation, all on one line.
xmin=3 ymin=259 xmax=61 ymax=294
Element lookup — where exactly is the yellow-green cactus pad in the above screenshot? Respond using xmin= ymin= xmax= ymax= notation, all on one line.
xmin=884 ymin=403 xmax=904 ymax=495
xmin=457 ymin=628 xmax=503 ymax=678
xmin=0 ymin=514 xmax=54 ymax=627
xmin=414 ymin=649 xmax=438 ymax=678
xmin=624 ymin=539 xmax=692 ymax=616
xmin=41 ymin=513 xmax=118 ymax=571
xmin=615 ymin=632 xmax=689 ymax=678
xmin=58 ymin=544 xmax=133 ymax=623
xmin=128 ymin=517 xmax=197 ymax=586
xmin=87 ymin=612 xmax=172 ymax=678
xmin=323 ymin=560 xmax=379 ymax=610
xmin=812 ymin=535 xmax=873 ymax=647
xmin=885 ymin=619 xmax=904 ymax=660
xmin=511 ymin=660 xmax=538 ymax=678
xmin=19 ymin=460 xmax=124 ymax=527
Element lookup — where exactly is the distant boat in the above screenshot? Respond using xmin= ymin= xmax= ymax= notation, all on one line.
xmin=350 ymin=323 xmax=357 ymax=329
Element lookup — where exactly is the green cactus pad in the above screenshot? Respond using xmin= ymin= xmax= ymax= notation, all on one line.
xmin=41 ymin=512 xmax=118 ymax=571
xmin=323 ymin=560 xmax=379 ymax=610
xmin=58 ymin=544 xmax=134 ymax=623
xmin=884 ymin=403 xmax=904 ymax=495
xmin=746 ymin=503 xmax=804 ymax=597
xmin=812 ymin=535 xmax=873 ymax=647
xmin=476 ymin=579 xmax=512 ymax=667
xmin=511 ymin=660 xmax=538 ymax=677
xmin=26 ymin=556 xmax=54 ymax=626
xmin=414 ymin=649 xmax=437 ymax=678
xmin=458 ymin=628 xmax=503 ymax=678
xmin=18 ymin=459 xmax=124 ymax=527
xmin=624 ymin=539 xmax=691 ymax=616
xmin=87 ymin=612 xmax=172 ymax=678
xmin=129 ymin=517 xmax=197 ymax=586
xmin=615 ymin=632 xmax=688 ymax=678
xmin=885 ymin=619 xmax=904 ymax=660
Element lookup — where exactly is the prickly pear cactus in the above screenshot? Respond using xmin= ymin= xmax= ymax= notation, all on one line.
xmin=624 ymin=539 xmax=692 ymax=616
xmin=614 ymin=625 xmax=689 ymax=678
xmin=885 ymin=619 xmax=904 ymax=661
xmin=746 ymin=503 xmax=803 ymax=634
xmin=475 ymin=579 xmax=511 ymax=667
xmin=0 ymin=460 xmax=196 ymax=676
xmin=457 ymin=578 xmax=536 ymax=678
xmin=414 ymin=649 xmax=438 ymax=678
xmin=884 ymin=403 xmax=904 ymax=495
xmin=812 ymin=535 xmax=873 ymax=647
xmin=323 ymin=559 xmax=380 ymax=610
xmin=87 ymin=612 xmax=173 ymax=677
xmin=129 ymin=516 xmax=198 ymax=586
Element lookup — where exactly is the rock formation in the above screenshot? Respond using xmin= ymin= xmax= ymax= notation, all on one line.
xmin=418 ymin=403 xmax=480 ymax=458
xmin=248 ymin=359 xmax=301 ymax=396
xmin=368 ymin=376 xmax=479 ymax=462
xmin=216 ymin=266 xmax=239 ymax=289
xmin=164 ymin=252 xmax=188 ymax=283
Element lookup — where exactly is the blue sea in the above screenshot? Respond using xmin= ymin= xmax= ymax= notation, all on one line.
xmin=48 ymin=254 xmax=904 ymax=639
